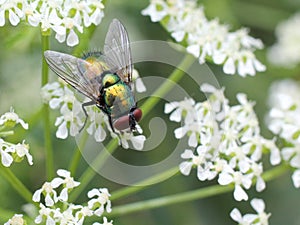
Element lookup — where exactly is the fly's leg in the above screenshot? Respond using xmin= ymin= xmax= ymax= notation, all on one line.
xmin=79 ymin=101 xmax=95 ymax=132
xmin=100 ymin=107 xmax=123 ymax=147
xmin=129 ymin=107 xmax=137 ymax=131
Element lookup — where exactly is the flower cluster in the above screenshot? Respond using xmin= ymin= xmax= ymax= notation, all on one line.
xmin=230 ymin=198 xmax=271 ymax=225
xmin=41 ymin=72 xmax=146 ymax=150
xmin=266 ymin=79 xmax=300 ymax=188
xmin=0 ymin=0 xmax=105 ymax=46
xmin=142 ymin=0 xmax=266 ymax=77
xmin=0 ymin=108 xmax=33 ymax=167
xmin=4 ymin=214 xmax=26 ymax=225
xmin=165 ymin=84 xmax=280 ymax=201
xmin=32 ymin=169 xmax=113 ymax=225
xmin=268 ymin=13 xmax=300 ymax=68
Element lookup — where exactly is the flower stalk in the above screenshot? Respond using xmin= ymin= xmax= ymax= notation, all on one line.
xmin=107 ymin=165 xmax=287 ymax=217
xmin=0 ymin=164 xmax=33 ymax=204
xmin=41 ymin=34 xmax=54 ymax=179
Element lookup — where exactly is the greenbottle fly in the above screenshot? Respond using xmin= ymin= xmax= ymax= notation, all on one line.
xmin=44 ymin=19 xmax=142 ymax=133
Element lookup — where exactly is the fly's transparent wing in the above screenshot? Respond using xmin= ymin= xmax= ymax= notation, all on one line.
xmin=44 ymin=50 xmax=103 ymax=100
xmin=104 ymin=19 xmax=132 ymax=84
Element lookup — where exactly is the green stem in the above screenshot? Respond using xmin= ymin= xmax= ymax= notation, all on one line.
xmin=0 ymin=164 xmax=33 ymax=204
xmin=69 ymin=138 xmax=119 ymax=202
xmin=41 ymin=34 xmax=54 ymax=179
xmin=107 ymin=165 xmax=287 ymax=217
xmin=140 ymin=54 xmax=195 ymax=115
xmin=70 ymin=54 xmax=195 ymax=201
xmin=109 ymin=184 xmax=233 ymax=217
xmin=111 ymin=166 xmax=180 ymax=201
xmin=68 ymin=131 xmax=89 ymax=176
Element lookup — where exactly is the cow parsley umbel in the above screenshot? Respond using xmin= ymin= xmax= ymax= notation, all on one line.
xmin=33 ymin=169 xmax=113 ymax=225
xmin=0 ymin=0 xmax=105 ymax=46
xmin=267 ymin=79 xmax=300 ymax=188
xmin=142 ymin=0 xmax=266 ymax=77
xmin=165 ymin=84 xmax=280 ymax=201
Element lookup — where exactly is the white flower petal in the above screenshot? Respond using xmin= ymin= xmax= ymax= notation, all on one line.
xmin=233 ymin=184 xmax=248 ymax=201
xmin=67 ymin=29 xmax=79 ymax=47
xmin=179 ymin=161 xmax=193 ymax=175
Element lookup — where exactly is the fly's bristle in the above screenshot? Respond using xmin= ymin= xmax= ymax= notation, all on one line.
xmin=82 ymin=50 xmax=103 ymax=60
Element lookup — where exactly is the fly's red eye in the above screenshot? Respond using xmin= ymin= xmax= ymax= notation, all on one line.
xmin=113 ymin=108 xmax=142 ymax=131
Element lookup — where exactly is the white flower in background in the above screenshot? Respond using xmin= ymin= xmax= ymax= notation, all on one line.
xmin=51 ymin=169 xmax=80 ymax=201
xmin=0 ymin=109 xmax=32 ymax=167
xmin=4 ymin=214 xmax=25 ymax=225
xmin=142 ymin=0 xmax=265 ymax=77
xmin=0 ymin=107 xmax=28 ymax=129
xmin=34 ymin=203 xmax=56 ymax=225
xmin=11 ymin=140 xmax=33 ymax=165
xmin=0 ymin=0 xmax=105 ymax=46
xmin=268 ymin=13 xmax=300 ymax=67
xmin=231 ymin=198 xmax=271 ymax=225
xmin=88 ymin=188 xmax=112 ymax=216
xmin=93 ymin=217 xmax=114 ymax=225
xmin=33 ymin=169 xmax=113 ymax=224
xmin=33 ymin=181 xmax=59 ymax=207
xmin=0 ymin=138 xmax=13 ymax=167
xmin=86 ymin=107 xmax=108 ymax=142
xmin=132 ymin=68 xmax=146 ymax=93
xmin=267 ymin=79 xmax=300 ymax=188
xmin=119 ymin=128 xmax=146 ymax=150
xmin=0 ymin=1 xmax=24 ymax=26
xmin=166 ymin=83 xmax=278 ymax=201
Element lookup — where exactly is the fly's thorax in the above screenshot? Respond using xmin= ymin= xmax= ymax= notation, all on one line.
xmin=104 ymin=81 xmax=136 ymax=119
xmin=102 ymin=72 xmax=120 ymax=88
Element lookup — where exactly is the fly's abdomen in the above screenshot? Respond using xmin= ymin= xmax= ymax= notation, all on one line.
xmin=104 ymin=82 xmax=135 ymax=119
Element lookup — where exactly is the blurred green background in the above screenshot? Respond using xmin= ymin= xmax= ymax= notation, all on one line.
xmin=1 ymin=0 xmax=300 ymax=224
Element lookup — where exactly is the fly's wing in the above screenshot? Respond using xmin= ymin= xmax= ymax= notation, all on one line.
xmin=104 ymin=19 xmax=132 ymax=84
xmin=44 ymin=50 xmax=103 ymax=101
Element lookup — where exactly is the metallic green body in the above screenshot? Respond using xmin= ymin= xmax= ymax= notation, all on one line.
xmin=102 ymin=73 xmax=136 ymax=120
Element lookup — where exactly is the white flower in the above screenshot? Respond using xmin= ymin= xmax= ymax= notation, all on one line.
xmin=4 ymin=214 xmax=25 ymax=225
xmin=266 ymin=79 xmax=300 ymax=187
xmin=0 ymin=138 xmax=13 ymax=167
xmin=119 ymin=131 xmax=146 ymax=151
xmin=268 ymin=12 xmax=300 ymax=67
xmin=231 ymin=198 xmax=270 ymax=225
xmin=0 ymin=0 xmax=105 ymax=46
xmin=33 ymin=182 xmax=59 ymax=207
xmin=0 ymin=1 xmax=24 ymax=26
xmin=51 ymin=169 xmax=80 ymax=202
xmin=292 ymin=169 xmax=300 ymax=188
xmin=50 ymin=85 xmax=85 ymax=139
xmin=250 ymin=198 xmax=271 ymax=225
xmin=88 ymin=188 xmax=112 ymax=216
xmin=86 ymin=107 xmax=108 ymax=143
xmin=0 ymin=107 xmax=28 ymax=129
xmin=179 ymin=146 xmax=216 ymax=181
xmin=0 ymin=139 xmax=33 ymax=167
xmin=164 ymin=98 xmax=196 ymax=123
xmin=230 ymin=208 xmax=256 ymax=225
xmin=93 ymin=217 xmax=113 ymax=225
xmin=12 ymin=140 xmax=33 ymax=165
xmin=34 ymin=203 xmax=56 ymax=225
xmin=167 ymin=83 xmax=277 ymax=201
xmin=142 ymin=0 xmax=265 ymax=77
xmin=218 ymin=166 xmax=252 ymax=201
xmin=132 ymin=68 xmax=146 ymax=93
xmin=41 ymin=82 xmax=64 ymax=104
